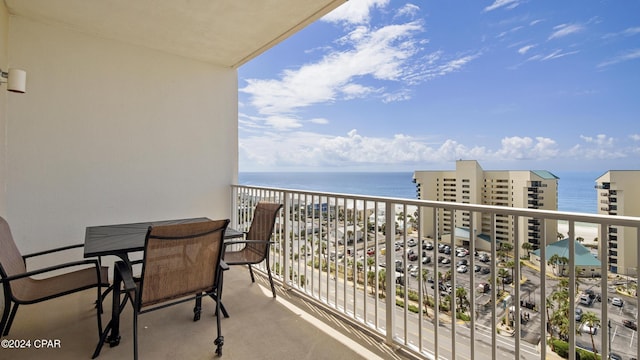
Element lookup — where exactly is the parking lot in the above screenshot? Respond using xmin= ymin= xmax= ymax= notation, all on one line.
xmin=364 ymin=238 xmax=639 ymax=358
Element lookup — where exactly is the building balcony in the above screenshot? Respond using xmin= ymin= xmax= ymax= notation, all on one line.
xmin=4 ymin=185 xmax=640 ymax=360
xmin=4 ymin=266 xmax=397 ymax=360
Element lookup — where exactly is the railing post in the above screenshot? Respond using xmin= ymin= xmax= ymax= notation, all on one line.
xmin=283 ymin=191 xmax=291 ymax=289
xmin=384 ymin=201 xmax=395 ymax=345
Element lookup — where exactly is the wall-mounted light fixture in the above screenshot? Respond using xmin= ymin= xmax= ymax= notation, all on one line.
xmin=0 ymin=68 xmax=27 ymax=93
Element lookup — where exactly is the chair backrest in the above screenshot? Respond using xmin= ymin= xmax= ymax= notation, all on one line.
xmin=244 ymin=202 xmax=283 ymax=259
xmin=138 ymin=219 xmax=229 ymax=309
xmin=0 ymin=216 xmax=27 ymax=280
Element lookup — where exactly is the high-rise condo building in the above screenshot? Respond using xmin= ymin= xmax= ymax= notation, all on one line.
xmin=413 ymin=160 xmax=558 ymax=251
xmin=596 ymin=170 xmax=640 ymax=274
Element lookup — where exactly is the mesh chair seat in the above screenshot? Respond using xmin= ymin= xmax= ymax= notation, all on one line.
xmin=96 ymin=219 xmax=230 ymax=359
xmin=11 ymin=266 xmax=108 ymax=303
xmin=0 ymin=215 xmax=108 ymax=340
xmin=224 ymin=202 xmax=282 ymax=298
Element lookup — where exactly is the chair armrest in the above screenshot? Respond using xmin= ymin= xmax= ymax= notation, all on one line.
xmin=0 ymin=258 xmax=102 ymax=283
xmin=220 ymin=260 xmax=229 ymax=272
xmin=115 ymin=261 xmax=137 ymax=292
xmin=224 ymin=239 xmax=272 ymax=247
xmin=22 ymin=243 xmax=85 ymax=260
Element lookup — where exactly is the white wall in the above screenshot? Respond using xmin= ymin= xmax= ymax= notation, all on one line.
xmin=0 ymin=3 xmax=9 ymax=217
xmin=6 ymin=16 xmax=238 ymax=255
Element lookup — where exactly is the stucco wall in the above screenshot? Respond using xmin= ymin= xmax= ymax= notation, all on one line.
xmin=5 ymin=16 xmax=238 ymax=256
xmin=0 ymin=3 xmax=9 ymax=217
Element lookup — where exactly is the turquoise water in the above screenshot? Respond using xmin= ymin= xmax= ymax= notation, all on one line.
xmin=239 ymin=171 xmax=602 ymax=214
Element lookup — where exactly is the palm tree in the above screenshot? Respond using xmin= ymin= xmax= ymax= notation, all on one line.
xmin=557 ymin=232 xmax=564 ymax=241
xmin=548 ymin=254 xmax=560 ymax=276
xmin=522 ymin=242 xmax=533 ymax=259
xmin=576 ymin=236 xmax=584 ymax=243
xmin=378 ymin=268 xmax=387 ymax=296
xmin=367 ymin=270 xmax=376 ymax=294
xmin=545 ymin=297 xmax=555 ymax=347
xmin=421 ymin=269 xmax=432 ymax=318
xmin=505 ymin=260 xmax=515 ymax=283
xmin=498 ymin=268 xmax=510 ymax=292
xmin=580 ymin=311 xmax=601 ymax=354
xmin=455 ymin=286 xmax=470 ymax=315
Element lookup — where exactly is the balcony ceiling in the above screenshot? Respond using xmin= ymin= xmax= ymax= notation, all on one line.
xmin=5 ymin=0 xmax=346 ymax=68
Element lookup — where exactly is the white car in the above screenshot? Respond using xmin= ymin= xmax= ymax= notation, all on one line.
xmin=612 ymin=297 xmax=624 ymax=307
xmin=457 ymin=265 xmax=468 ymax=273
xmin=580 ymin=322 xmax=598 ymax=335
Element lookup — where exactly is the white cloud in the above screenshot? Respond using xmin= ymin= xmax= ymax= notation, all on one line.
xmin=309 ymin=118 xmax=329 ymax=125
xmin=240 ymin=130 xmax=639 ymax=171
xmin=630 ymin=134 xmax=640 ymax=141
xmin=568 ymin=134 xmax=627 ymax=160
xmin=396 ymin=4 xmax=420 ymax=19
xmin=240 ymin=21 xmax=424 ymax=116
xmin=322 ymin=0 xmax=390 ymax=25
xmin=484 ymin=0 xmax=520 ymax=12
xmin=548 ymin=24 xmax=585 ymax=40
xmin=265 ymin=116 xmax=303 ymax=130
xmin=597 ymin=49 xmax=640 ymax=68
xmin=518 ymin=44 xmax=535 ymax=55
xmin=540 ymin=49 xmax=580 ymax=61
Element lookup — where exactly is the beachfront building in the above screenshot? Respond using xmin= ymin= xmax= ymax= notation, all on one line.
xmin=413 ymin=160 xmax=558 ymax=251
xmin=596 ymin=170 xmax=640 ymax=274
xmin=530 ymin=238 xmax=601 ymax=277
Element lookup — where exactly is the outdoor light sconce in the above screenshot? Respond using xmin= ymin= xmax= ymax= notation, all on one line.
xmin=0 ymin=68 xmax=27 ymax=93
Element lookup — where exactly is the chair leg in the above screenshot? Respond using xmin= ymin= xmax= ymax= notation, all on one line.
xmin=133 ymin=310 xmax=139 ymax=360
xmin=96 ymin=285 xmax=104 ymax=339
xmin=193 ymin=294 xmax=202 ymax=321
xmin=2 ymin=303 xmax=19 ymax=336
xmin=248 ymin=264 xmax=255 ymax=283
xmin=265 ymin=258 xmax=276 ymax=298
xmin=213 ymin=285 xmax=224 ymax=357
xmin=0 ymin=298 xmax=11 ymax=336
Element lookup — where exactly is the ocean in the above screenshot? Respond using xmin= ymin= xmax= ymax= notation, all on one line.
xmin=239 ymin=171 xmax=602 ymax=214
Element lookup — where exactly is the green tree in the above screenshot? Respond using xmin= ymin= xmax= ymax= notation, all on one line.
xmin=580 ymin=311 xmax=601 ymax=355
xmin=498 ymin=268 xmax=510 ymax=292
xmin=522 ymin=242 xmax=533 ymax=259
xmin=421 ymin=269 xmax=432 ymax=318
xmin=455 ymin=286 xmax=470 ymax=314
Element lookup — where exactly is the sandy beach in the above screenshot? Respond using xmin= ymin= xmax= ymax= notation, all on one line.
xmin=557 ymin=220 xmax=599 ymax=245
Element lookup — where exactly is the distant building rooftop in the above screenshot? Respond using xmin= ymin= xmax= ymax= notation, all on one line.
xmin=532 ymin=238 xmax=600 ymax=266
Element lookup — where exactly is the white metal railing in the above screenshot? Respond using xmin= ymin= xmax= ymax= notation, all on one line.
xmin=231 ymin=184 xmax=640 ymax=360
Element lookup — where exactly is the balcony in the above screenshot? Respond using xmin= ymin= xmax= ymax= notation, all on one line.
xmin=4 ymin=266 xmax=397 ymax=360
xmin=4 ymin=184 xmax=640 ymax=360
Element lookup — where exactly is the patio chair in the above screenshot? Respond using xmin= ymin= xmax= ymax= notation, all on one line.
xmin=113 ymin=219 xmax=229 ymax=359
xmin=0 ymin=215 xmax=109 ymax=338
xmin=224 ymin=202 xmax=282 ymax=298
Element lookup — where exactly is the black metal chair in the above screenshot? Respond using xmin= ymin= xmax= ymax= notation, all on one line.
xmin=0 ymin=216 xmax=109 ymax=338
xmin=224 ymin=202 xmax=282 ymax=298
xmin=107 ymin=219 xmax=229 ymax=359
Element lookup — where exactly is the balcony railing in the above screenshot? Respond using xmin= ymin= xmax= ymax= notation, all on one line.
xmin=232 ymin=184 xmax=640 ymax=360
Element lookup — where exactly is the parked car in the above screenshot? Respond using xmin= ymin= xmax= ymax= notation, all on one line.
xmin=480 ymin=267 xmax=490 ymax=274
xmin=423 ymin=242 xmax=434 ymax=250
xmin=409 ymin=269 xmax=419 ymax=278
xmin=456 ymin=259 xmax=468 ymax=267
xmin=477 ymin=283 xmax=490 ymax=293
xmin=366 ymin=247 xmax=375 ymax=256
xmin=579 ymin=294 xmax=594 ymax=306
xmin=612 ymin=297 xmax=624 ymax=307
xmin=457 ymin=265 xmax=468 ymax=273
xmin=609 ymin=353 xmax=622 ymax=360
xmin=623 ymin=319 xmax=637 ymax=330
xmin=474 ymin=265 xmax=481 ymax=272
xmin=407 ymin=238 xmax=417 ymax=247
xmin=575 ymin=308 xmax=583 ymax=321
xmin=408 ymin=253 xmax=418 ymax=261
xmin=501 ymin=275 xmax=513 ymax=284
xmin=422 ymin=256 xmax=431 ymax=264
xmin=580 ymin=322 xmax=598 ymax=335
xmin=441 ymin=257 xmax=451 ymax=264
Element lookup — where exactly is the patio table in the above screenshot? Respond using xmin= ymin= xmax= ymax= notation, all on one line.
xmin=84 ymin=217 xmax=242 ymax=358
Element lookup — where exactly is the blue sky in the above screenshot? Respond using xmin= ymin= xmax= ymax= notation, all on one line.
xmin=238 ymin=0 xmax=640 ymax=173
